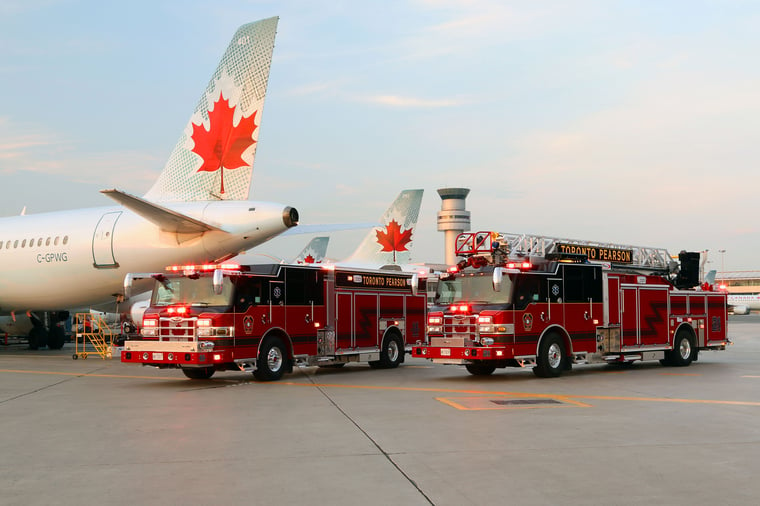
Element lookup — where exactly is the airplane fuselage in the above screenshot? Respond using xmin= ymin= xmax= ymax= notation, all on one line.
xmin=0 ymin=200 xmax=295 ymax=312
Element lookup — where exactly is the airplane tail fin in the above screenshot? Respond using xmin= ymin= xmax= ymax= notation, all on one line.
xmin=144 ymin=17 xmax=278 ymax=202
xmin=705 ymin=269 xmax=717 ymax=285
xmin=293 ymin=237 xmax=329 ymax=264
xmin=345 ymin=189 xmax=423 ymax=265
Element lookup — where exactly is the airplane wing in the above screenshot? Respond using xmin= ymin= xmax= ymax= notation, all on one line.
xmin=281 ymin=222 xmax=379 ymax=235
xmin=101 ymin=189 xmax=224 ymax=234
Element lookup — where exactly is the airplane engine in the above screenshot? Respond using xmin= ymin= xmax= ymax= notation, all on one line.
xmin=732 ymin=305 xmax=750 ymax=315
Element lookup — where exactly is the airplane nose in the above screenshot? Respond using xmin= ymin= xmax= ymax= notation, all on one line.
xmin=283 ymin=206 xmax=299 ymax=228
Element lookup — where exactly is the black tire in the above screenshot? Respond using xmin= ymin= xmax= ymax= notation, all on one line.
xmin=253 ymin=337 xmax=288 ymax=381
xmin=48 ymin=326 xmax=66 ymax=350
xmin=369 ymin=333 xmax=404 ymax=369
xmin=28 ymin=326 xmax=46 ymax=350
xmin=533 ymin=333 xmax=566 ymax=378
xmin=181 ymin=367 xmax=215 ymax=380
xmin=670 ymin=330 xmax=696 ymax=367
xmin=465 ymin=363 xmax=496 ymax=376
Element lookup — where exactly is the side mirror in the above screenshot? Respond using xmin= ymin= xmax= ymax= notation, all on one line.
xmin=212 ymin=269 xmax=224 ymax=295
xmin=410 ymin=273 xmax=419 ymax=296
xmin=492 ymin=268 xmax=503 ymax=292
xmin=123 ymin=273 xmax=133 ymax=299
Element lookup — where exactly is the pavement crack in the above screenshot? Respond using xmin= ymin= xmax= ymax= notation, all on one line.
xmin=297 ymin=368 xmax=435 ymax=505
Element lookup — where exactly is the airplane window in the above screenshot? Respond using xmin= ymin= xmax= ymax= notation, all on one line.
xmin=14 ymin=240 xmax=18 ymax=248
xmin=46 ymin=237 xmax=51 ymax=246
xmin=37 ymin=238 xmax=42 ymax=247
xmin=5 ymin=242 xmax=9 ymax=249
xmin=54 ymin=237 xmax=59 ymax=246
xmin=0 ymin=241 xmax=3 ymax=249
xmin=63 ymin=236 xmax=69 ymax=245
xmin=29 ymin=239 xmax=33 ymax=247
xmin=21 ymin=239 xmax=26 ymax=248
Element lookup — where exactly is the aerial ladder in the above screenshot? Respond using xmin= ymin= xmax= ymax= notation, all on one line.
xmin=456 ymin=231 xmax=677 ymax=270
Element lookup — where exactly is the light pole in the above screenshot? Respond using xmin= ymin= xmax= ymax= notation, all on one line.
xmin=719 ymin=249 xmax=726 ymax=289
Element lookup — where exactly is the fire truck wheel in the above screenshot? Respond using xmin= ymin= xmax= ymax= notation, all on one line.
xmin=534 ymin=333 xmax=566 ymax=378
xmin=671 ymin=330 xmax=696 ymax=367
xmin=465 ymin=363 xmax=496 ymax=376
xmin=254 ymin=337 xmax=288 ymax=381
xmin=181 ymin=367 xmax=215 ymax=380
xmin=370 ymin=333 xmax=404 ymax=369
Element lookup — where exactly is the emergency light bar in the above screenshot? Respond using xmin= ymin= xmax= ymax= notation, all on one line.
xmin=165 ymin=263 xmax=242 ymax=273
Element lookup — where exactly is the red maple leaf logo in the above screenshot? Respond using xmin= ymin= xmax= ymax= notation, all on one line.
xmin=376 ymin=220 xmax=413 ymax=262
xmin=303 ymin=254 xmax=315 ymax=264
xmin=191 ymin=93 xmax=258 ymax=194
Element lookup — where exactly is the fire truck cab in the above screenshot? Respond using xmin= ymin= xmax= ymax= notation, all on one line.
xmin=121 ymin=263 xmax=426 ymax=381
xmin=412 ymin=231 xmax=729 ymax=377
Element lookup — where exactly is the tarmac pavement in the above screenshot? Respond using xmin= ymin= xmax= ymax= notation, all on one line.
xmin=1 ymin=315 xmax=759 ymax=506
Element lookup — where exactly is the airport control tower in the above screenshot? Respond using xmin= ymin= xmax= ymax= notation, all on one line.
xmin=437 ymin=188 xmax=471 ymax=265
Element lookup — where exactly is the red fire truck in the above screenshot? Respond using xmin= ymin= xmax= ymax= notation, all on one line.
xmin=411 ymin=232 xmax=729 ymax=377
xmin=121 ymin=263 xmax=426 ymax=380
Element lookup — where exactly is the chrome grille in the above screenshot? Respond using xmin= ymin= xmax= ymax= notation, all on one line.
xmin=158 ymin=317 xmax=197 ymax=341
xmin=443 ymin=314 xmax=477 ymax=338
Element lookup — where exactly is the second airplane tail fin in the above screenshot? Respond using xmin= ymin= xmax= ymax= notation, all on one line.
xmin=345 ymin=189 xmax=424 ymax=265
xmin=144 ymin=17 xmax=278 ymax=202
xmin=293 ymin=237 xmax=330 ymax=264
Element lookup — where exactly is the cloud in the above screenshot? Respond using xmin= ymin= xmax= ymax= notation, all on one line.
xmin=362 ymin=94 xmax=466 ymax=108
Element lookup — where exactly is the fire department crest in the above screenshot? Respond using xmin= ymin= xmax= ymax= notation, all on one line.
xmin=523 ymin=313 xmax=533 ymax=331
xmin=243 ymin=315 xmax=254 ymax=334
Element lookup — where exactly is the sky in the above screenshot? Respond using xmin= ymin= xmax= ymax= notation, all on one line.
xmin=1 ymin=0 xmax=759 ymax=273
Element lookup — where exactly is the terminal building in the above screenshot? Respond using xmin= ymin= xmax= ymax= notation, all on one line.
xmin=717 ymin=272 xmax=760 ymax=294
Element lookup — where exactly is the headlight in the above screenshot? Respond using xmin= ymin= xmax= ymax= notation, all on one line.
xmin=427 ymin=326 xmax=443 ymax=334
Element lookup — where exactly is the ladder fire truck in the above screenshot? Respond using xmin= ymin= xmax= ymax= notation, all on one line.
xmin=121 ymin=263 xmax=426 ymax=380
xmin=411 ymin=231 xmax=729 ymax=377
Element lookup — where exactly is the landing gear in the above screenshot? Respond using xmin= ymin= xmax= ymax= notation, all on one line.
xmin=27 ymin=326 xmax=47 ymax=350
xmin=27 ymin=311 xmax=69 ymax=350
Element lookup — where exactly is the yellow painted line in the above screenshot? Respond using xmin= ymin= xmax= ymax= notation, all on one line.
xmin=437 ymin=395 xmax=592 ymax=410
xmin=279 ymin=381 xmax=760 ymax=407
xmin=3 ymin=369 xmax=759 ymax=407
xmin=0 ymin=369 xmax=179 ymax=380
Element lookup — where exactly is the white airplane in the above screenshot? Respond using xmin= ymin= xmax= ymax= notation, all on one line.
xmin=339 ymin=189 xmax=424 ymax=269
xmin=727 ymin=293 xmax=760 ymax=315
xmin=0 ymin=17 xmax=299 ymax=349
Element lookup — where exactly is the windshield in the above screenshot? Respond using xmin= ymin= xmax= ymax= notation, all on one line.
xmin=435 ymin=273 xmax=512 ymax=306
xmin=150 ymin=275 xmax=234 ymax=307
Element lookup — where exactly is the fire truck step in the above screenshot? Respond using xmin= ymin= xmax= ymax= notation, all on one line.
xmin=235 ymin=360 xmax=256 ymax=372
